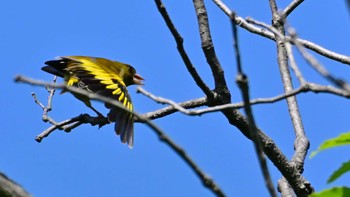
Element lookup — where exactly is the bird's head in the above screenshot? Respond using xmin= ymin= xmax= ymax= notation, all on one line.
xmin=125 ymin=64 xmax=144 ymax=86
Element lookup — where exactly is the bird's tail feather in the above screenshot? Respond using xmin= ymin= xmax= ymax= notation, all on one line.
xmin=108 ymin=108 xmax=134 ymax=148
xmin=42 ymin=57 xmax=73 ymax=77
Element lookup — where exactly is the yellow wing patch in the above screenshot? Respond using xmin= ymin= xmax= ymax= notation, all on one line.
xmin=118 ymin=92 xmax=125 ymax=102
xmin=106 ymin=84 xmax=119 ymax=90
xmin=112 ymin=88 xmax=122 ymax=95
xmin=67 ymin=77 xmax=79 ymax=86
xmin=64 ymin=56 xmax=134 ymax=116
xmin=70 ymin=57 xmax=126 ymax=87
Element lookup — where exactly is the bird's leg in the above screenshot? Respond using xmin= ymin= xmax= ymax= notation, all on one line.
xmin=88 ymin=106 xmax=105 ymax=118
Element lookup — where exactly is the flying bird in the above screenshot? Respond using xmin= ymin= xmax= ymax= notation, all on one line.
xmin=41 ymin=56 xmax=144 ymax=148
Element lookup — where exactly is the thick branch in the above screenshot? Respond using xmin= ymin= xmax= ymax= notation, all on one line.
xmin=269 ymin=1 xmax=311 ymax=196
xmin=193 ymin=0 xmax=230 ymax=97
xmin=221 ymin=109 xmax=312 ymax=197
xmin=0 ymin=172 xmax=31 ymax=197
xmin=154 ymin=1 xmax=315 ymax=196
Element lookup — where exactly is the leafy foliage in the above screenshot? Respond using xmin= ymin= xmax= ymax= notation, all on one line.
xmin=310 ymin=187 xmax=350 ymax=197
xmin=327 ymin=160 xmax=350 ymax=184
xmin=311 ymin=132 xmax=350 ymax=196
xmin=310 ymin=132 xmax=350 ymax=158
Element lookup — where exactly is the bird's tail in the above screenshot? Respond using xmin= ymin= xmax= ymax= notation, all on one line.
xmin=42 ymin=57 xmax=67 ymax=77
xmin=42 ymin=56 xmax=81 ymax=77
xmin=107 ymin=106 xmax=134 ymax=148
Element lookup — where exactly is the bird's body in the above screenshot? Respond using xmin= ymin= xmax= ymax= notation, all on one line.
xmin=42 ymin=56 xmax=144 ymax=148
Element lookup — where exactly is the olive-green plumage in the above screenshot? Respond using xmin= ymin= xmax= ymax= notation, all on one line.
xmin=42 ymin=56 xmax=144 ymax=148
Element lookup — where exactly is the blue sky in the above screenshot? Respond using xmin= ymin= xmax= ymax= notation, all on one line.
xmin=1 ymin=0 xmax=350 ymax=196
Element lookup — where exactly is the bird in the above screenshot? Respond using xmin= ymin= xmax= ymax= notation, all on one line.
xmin=41 ymin=56 xmax=144 ymax=148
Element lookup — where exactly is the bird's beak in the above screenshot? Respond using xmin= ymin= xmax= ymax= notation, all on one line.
xmin=133 ymin=73 xmax=144 ymax=85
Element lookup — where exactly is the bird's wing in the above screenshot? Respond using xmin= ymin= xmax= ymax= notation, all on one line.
xmin=60 ymin=56 xmax=135 ymax=147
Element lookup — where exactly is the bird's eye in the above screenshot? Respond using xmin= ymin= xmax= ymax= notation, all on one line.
xmin=129 ymin=65 xmax=136 ymax=75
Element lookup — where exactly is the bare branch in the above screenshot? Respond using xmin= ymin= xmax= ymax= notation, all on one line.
xmin=154 ymin=125 xmax=226 ymax=197
xmin=154 ymin=0 xmax=214 ymax=99
xmin=285 ymin=41 xmax=306 ymax=85
xmin=0 ymin=172 xmax=32 ymax=197
xmin=191 ymin=3 xmax=313 ymax=193
xmin=211 ymin=0 xmax=350 ymax=65
xmin=220 ymin=108 xmax=312 ymax=197
xmin=211 ymin=0 xmax=231 ymax=15
xmin=277 ymin=178 xmax=295 ymax=197
xmin=282 ymin=0 xmax=305 ymax=18
xmin=268 ymin=0 xmax=278 ymax=17
xmin=31 ymin=92 xmax=45 ymax=109
xmin=237 ymin=74 xmax=277 ymax=197
xmin=138 ymin=83 xmax=350 ymax=118
xmin=136 ymin=87 xmax=202 ymax=115
xmin=138 ymin=96 xmax=208 ymax=120
xmin=45 ymin=76 xmax=57 ymax=111
xmin=15 ymin=75 xmax=225 ymax=197
xmin=231 ymin=11 xmax=277 ymax=197
xmin=246 ymin=17 xmax=284 ymax=39
xmin=289 ymin=28 xmax=350 ymax=92
xmin=292 ymin=37 xmax=350 ymax=65
xmin=267 ymin=2 xmax=312 ymax=195
xmin=35 ymin=114 xmax=107 ymax=142
xmin=193 ymin=0 xmax=230 ymax=96
xmin=246 ymin=17 xmax=306 ymax=85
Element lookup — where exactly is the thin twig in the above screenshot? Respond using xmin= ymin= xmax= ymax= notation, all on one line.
xmin=282 ymin=0 xmax=305 ymax=18
xmin=289 ymin=28 xmax=350 ymax=92
xmin=31 ymin=92 xmax=60 ymax=125
xmin=138 ymin=83 xmax=350 ymax=117
xmin=31 ymin=92 xmax=45 ymax=109
xmin=246 ymin=16 xmax=350 ymax=92
xmin=285 ymin=41 xmax=306 ymax=85
xmin=246 ymin=17 xmax=306 ymax=85
xmin=136 ymin=87 xmax=201 ymax=115
xmin=211 ymin=0 xmax=350 ymax=65
xmin=246 ymin=17 xmax=284 ymax=38
xmin=45 ymin=76 xmax=57 ymax=111
xmin=35 ymin=114 xmax=92 ymax=142
xmin=154 ymin=0 xmax=214 ymax=99
xmin=138 ymin=96 xmax=208 ymax=120
xmin=32 ymin=76 xmax=57 ymax=123
xmin=153 ymin=126 xmax=225 ymax=197
xmin=231 ymin=11 xmax=277 ymax=197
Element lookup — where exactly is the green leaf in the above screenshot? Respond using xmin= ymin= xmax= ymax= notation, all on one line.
xmin=310 ymin=187 xmax=350 ymax=197
xmin=327 ymin=160 xmax=350 ymax=183
xmin=310 ymin=132 xmax=350 ymax=158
